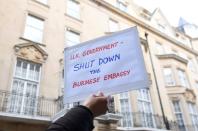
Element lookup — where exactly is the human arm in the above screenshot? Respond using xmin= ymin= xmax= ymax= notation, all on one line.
xmin=46 ymin=92 xmax=108 ymax=131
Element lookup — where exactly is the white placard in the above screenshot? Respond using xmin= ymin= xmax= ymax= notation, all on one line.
xmin=64 ymin=27 xmax=149 ymax=103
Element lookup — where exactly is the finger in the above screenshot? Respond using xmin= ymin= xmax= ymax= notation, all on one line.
xmin=92 ymin=94 xmax=97 ymax=97
xmin=97 ymin=91 xmax=104 ymax=96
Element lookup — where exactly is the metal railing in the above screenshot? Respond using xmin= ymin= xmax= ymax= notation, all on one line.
xmin=1 ymin=90 xmax=197 ymax=131
xmin=0 ymin=90 xmax=63 ymax=118
xmin=116 ymin=112 xmax=183 ymax=130
xmin=115 ymin=112 xmax=198 ymax=131
xmin=116 ymin=112 xmax=165 ymax=129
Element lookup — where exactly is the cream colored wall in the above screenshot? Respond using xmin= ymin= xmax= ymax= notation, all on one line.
xmin=1 ymin=0 xmax=198 ymax=127
xmin=0 ymin=120 xmax=48 ymax=131
xmin=192 ymin=39 xmax=198 ymax=51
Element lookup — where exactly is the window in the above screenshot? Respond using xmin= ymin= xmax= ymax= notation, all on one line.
xmin=171 ymin=49 xmax=178 ymax=55
xmin=109 ymin=19 xmax=119 ymax=32
xmin=9 ymin=59 xmax=41 ymax=115
xmin=178 ymin=52 xmax=188 ymax=60
xmin=65 ymin=29 xmax=80 ymax=47
xmin=37 ymin=0 xmax=48 ymax=4
xmin=156 ymin=19 xmax=166 ymax=32
xmin=177 ymin=69 xmax=189 ymax=88
xmin=163 ymin=67 xmax=175 ymax=86
xmin=61 ymin=69 xmax=64 ymax=94
xmin=188 ymin=103 xmax=198 ymax=130
xmin=157 ymin=23 xmax=166 ymax=31
xmin=155 ymin=42 xmax=165 ymax=55
xmin=60 ymin=69 xmax=80 ymax=109
xmin=67 ymin=0 xmax=80 ymax=19
xmin=172 ymin=101 xmax=186 ymax=131
xmin=23 ymin=15 xmax=44 ymax=43
xmin=116 ymin=0 xmax=127 ymax=12
xmin=119 ymin=92 xmax=133 ymax=127
xmin=188 ymin=58 xmax=197 ymax=73
xmin=196 ymin=81 xmax=198 ymax=88
xmin=137 ymin=89 xmax=155 ymax=128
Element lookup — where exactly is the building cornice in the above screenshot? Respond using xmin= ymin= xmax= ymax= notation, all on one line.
xmin=157 ymin=54 xmax=188 ymax=64
xmin=92 ymin=0 xmax=198 ymax=56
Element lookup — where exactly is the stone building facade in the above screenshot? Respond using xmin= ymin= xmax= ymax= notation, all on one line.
xmin=0 ymin=0 xmax=198 ymax=131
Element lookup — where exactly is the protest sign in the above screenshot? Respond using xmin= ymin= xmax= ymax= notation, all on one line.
xmin=64 ymin=27 xmax=149 ymax=103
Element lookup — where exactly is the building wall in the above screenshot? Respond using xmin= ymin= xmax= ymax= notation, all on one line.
xmin=0 ymin=0 xmax=198 ymax=130
xmin=0 ymin=120 xmax=48 ymax=131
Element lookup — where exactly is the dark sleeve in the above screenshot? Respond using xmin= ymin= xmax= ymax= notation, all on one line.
xmin=46 ymin=105 xmax=94 ymax=131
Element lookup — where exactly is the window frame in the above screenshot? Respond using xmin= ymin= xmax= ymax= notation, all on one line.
xmin=108 ymin=18 xmax=119 ymax=32
xmin=119 ymin=92 xmax=133 ymax=127
xmin=66 ymin=0 xmax=80 ymax=20
xmin=35 ymin=0 xmax=48 ymax=5
xmin=155 ymin=42 xmax=165 ymax=55
xmin=188 ymin=102 xmax=198 ymax=130
xmin=172 ymin=100 xmax=186 ymax=131
xmin=137 ymin=89 xmax=155 ymax=128
xmin=177 ymin=68 xmax=190 ymax=88
xmin=196 ymin=81 xmax=198 ymax=88
xmin=65 ymin=28 xmax=80 ymax=47
xmin=9 ymin=58 xmax=42 ymax=115
xmin=162 ymin=67 xmax=175 ymax=86
xmin=23 ymin=14 xmax=45 ymax=44
xmin=116 ymin=0 xmax=128 ymax=12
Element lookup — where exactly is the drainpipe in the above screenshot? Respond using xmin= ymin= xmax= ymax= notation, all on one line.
xmin=145 ymin=32 xmax=170 ymax=130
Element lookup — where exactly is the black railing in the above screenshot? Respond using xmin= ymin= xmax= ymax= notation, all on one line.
xmin=0 ymin=90 xmax=63 ymax=118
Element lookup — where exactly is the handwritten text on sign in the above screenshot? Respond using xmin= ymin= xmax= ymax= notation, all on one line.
xmin=64 ymin=27 xmax=149 ymax=103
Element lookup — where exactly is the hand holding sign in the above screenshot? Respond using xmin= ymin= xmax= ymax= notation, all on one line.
xmin=83 ymin=92 xmax=108 ymax=117
xmin=64 ymin=27 xmax=149 ymax=103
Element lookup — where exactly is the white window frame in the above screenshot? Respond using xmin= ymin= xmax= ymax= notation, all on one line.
xmin=177 ymin=69 xmax=189 ymax=88
xmin=66 ymin=0 xmax=80 ymax=19
xmin=171 ymin=49 xmax=178 ymax=55
xmin=178 ymin=52 xmax=188 ymax=60
xmin=109 ymin=19 xmax=119 ymax=32
xmin=172 ymin=101 xmax=186 ymax=131
xmin=155 ymin=42 xmax=165 ymax=55
xmin=188 ymin=102 xmax=198 ymax=131
xmin=137 ymin=89 xmax=155 ymax=128
xmin=36 ymin=0 xmax=48 ymax=5
xmin=116 ymin=0 xmax=127 ymax=12
xmin=188 ymin=58 xmax=197 ymax=73
xmin=119 ymin=92 xmax=133 ymax=128
xmin=23 ymin=14 xmax=44 ymax=43
xmin=65 ymin=28 xmax=80 ymax=47
xmin=163 ymin=67 xmax=175 ymax=86
xmin=196 ymin=81 xmax=198 ymax=88
xmin=8 ymin=58 xmax=41 ymax=115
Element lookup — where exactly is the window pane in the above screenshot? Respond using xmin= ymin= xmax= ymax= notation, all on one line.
xmin=22 ymin=61 xmax=28 ymax=78
xmin=119 ymin=92 xmax=132 ymax=127
xmin=188 ymin=103 xmax=198 ymax=130
xmin=15 ymin=60 xmax=22 ymax=77
xmin=117 ymin=1 xmax=127 ymax=12
xmin=24 ymin=15 xmax=44 ymax=43
xmin=65 ymin=30 xmax=80 ymax=47
xmin=24 ymin=26 xmax=43 ymax=43
xmin=156 ymin=42 xmax=165 ymax=54
xmin=10 ymin=59 xmax=41 ymax=115
xmin=67 ymin=0 xmax=80 ymax=19
xmin=137 ymin=89 xmax=154 ymax=128
xmin=177 ymin=69 xmax=189 ymax=87
xmin=172 ymin=101 xmax=185 ymax=130
xmin=26 ymin=15 xmax=44 ymax=30
xmin=163 ymin=68 xmax=175 ymax=86
xmin=37 ymin=0 xmax=48 ymax=4
xmin=196 ymin=82 xmax=198 ymax=88
xmin=109 ymin=19 xmax=119 ymax=32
